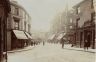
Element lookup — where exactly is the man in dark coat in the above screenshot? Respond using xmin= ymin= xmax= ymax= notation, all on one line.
xmin=60 ymin=37 xmax=65 ymax=49
xmin=84 ymin=39 xmax=90 ymax=51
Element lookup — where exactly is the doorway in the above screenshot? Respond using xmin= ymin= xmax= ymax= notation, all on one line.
xmin=84 ymin=30 xmax=92 ymax=47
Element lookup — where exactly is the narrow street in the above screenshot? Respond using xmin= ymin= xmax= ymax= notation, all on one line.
xmin=0 ymin=0 xmax=96 ymax=62
xmin=8 ymin=43 xmax=95 ymax=62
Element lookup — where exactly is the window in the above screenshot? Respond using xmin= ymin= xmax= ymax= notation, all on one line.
xmin=70 ymin=26 xmax=73 ymax=29
xmin=91 ymin=0 xmax=94 ymax=8
xmin=24 ymin=21 xmax=26 ymax=31
xmin=77 ymin=7 xmax=80 ymax=14
xmin=91 ymin=12 xmax=95 ymax=22
xmin=15 ymin=7 xmax=19 ymax=15
xmin=14 ymin=19 xmax=19 ymax=30
xmin=70 ymin=18 xmax=73 ymax=23
xmin=76 ymin=18 xmax=80 ymax=27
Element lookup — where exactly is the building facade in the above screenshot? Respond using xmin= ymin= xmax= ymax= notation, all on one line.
xmin=50 ymin=12 xmax=68 ymax=43
xmin=93 ymin=0 xmax=96 ymax=48
xmin=65 ymin=10 xmax=76 ymax=44
xmin=7 ymin=1 xmax=31 ymax=50
xmin=72 ymin=0 xmax=95 ymax=49
xmin=0 ymin=0 xmax=10 ymax=62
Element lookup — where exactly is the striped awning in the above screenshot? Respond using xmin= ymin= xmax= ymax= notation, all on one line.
xmin=48 ymin=34 xmax=56 ymax=40
xmin=25 ymin=32 xmax=32 ymax=39
xmin=13 ymin=30 xmax=28 ymax=39
xmin=57 ymin=33 xmax=66 ymax=40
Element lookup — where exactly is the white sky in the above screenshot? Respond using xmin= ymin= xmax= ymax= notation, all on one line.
xmin=13 ymin=0 xmax=82 ymax=32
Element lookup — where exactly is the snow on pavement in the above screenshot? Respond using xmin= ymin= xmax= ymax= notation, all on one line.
xmin=8 ymin=43 xmax=96 ymax=62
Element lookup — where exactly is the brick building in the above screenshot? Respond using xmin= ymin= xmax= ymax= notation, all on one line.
xmin=93 ymin=0 xmax=96 ymax=48
xmin=72 ymin=0 xmax=95 ymax=49
xmin=65 ymin=10 xmax=77 ymax=44
xmin=7 ymin=1 xmax=32 ymax=50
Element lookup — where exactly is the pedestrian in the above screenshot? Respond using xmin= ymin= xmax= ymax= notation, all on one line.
xmin=84 ymin=40 xmax=89 ymax=51
xmin=60 ymin=37 xmax=65 ymax=49
xmin=43 ymin=41 xmax=45 ymax=46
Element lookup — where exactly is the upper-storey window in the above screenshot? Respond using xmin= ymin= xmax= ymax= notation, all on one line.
xmin=24 ymin=21 xmax=26 ymax=31
xmin=15 ymin=7 xmax=19 ymax=15
xmin=91 ymin=0 xmax=94 ymax=8
xmin=77 ymin=7 xmax=80 ymax=14
xmin=76 ymin=18 xmax=80 ymax=27
xmin=91 ymin=12 xmax=95 ymax=23
xmin=70 ymin=26 xmax=73 ymax=29
xmin=14 ymin=19 xmax=19 ymax=30
xmin=70 ymin=18 xmax=73 ymax=23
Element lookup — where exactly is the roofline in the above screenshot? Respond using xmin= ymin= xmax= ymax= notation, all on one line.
xmin=73 ymin=0 xmax=91 ymax=9
xmin=10 ymin=1 xmax=31 ymax=18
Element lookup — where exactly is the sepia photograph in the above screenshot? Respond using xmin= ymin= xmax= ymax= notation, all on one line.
xmin=0 ymin=0 xmax=96 ymax=62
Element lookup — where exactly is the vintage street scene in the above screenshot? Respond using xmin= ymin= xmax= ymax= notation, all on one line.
xmin=0 ymin=0 xmax=96 ymax=62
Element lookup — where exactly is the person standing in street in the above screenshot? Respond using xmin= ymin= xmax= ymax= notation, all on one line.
xmin=60 ymin=37 xmax=65 ymax=49
xmin=43 ymin=41 xmax=45 ymax=46
xmin=84 ymin=40 xmax=89 ymax=51
xmin=84 ymin=33 xmax=91 ymax=51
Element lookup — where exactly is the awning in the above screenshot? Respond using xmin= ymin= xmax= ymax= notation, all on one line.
xmin=57 ymin=33 xmax=66 ymax=40
xmin=48 ymin=34 xmax=56 ymax=40
xmin=25 ymin=32 xmax=32 ymax=39
xmin=13 ymin=30 xmax=28 ymax=39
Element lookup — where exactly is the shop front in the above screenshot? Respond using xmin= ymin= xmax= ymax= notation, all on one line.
xmin=48 ymin=34 xmax=56 ymax=43
xmin=25 ymin=32 xmax=32 ymax=46
xmin=75 ymin=22 xmax=95 ymax=49
xmin=11 ymin=30 xmax=28 ymax=50
xmin=83 ymin=26 xmax=95 ymax=49
xmin=83 ymin=20 xmax=95 ymax=49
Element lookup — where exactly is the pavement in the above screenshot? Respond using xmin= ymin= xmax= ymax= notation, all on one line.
xmin=61 ymin=44 xmax=96 ymax=53
xmin=8 ymin=43 xmax=95 ymax=62
xmin=7 ymin=43 xmax=96 ymax=53
xmin=8 ymin=46 xmax=35 ymax=53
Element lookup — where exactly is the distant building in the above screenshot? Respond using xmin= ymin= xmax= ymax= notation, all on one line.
xmin=51 ymin=13 xmax=63 ymax=34
xmin=7 ymin=1 xmax=32 ymax=50
xmin=51 ymin=11 xmax=68 ymax=34
xmin=51 ymin=8 xmax=75 ymax=43
xmin=73 ymin=0 xmax=95 ymax=49
xmin=0 ymin=0 xmax=10 ymax=62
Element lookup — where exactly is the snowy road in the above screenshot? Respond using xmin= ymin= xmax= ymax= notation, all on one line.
xmin=8 ymin=43 xmax=95 ymax=62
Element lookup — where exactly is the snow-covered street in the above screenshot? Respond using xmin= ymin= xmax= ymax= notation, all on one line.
xmin=8 ymin=43 xmax=95 ymax=62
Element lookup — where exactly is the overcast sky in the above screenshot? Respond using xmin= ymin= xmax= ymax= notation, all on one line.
xmin=13 ymin=0 xmax=82 ymax=32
